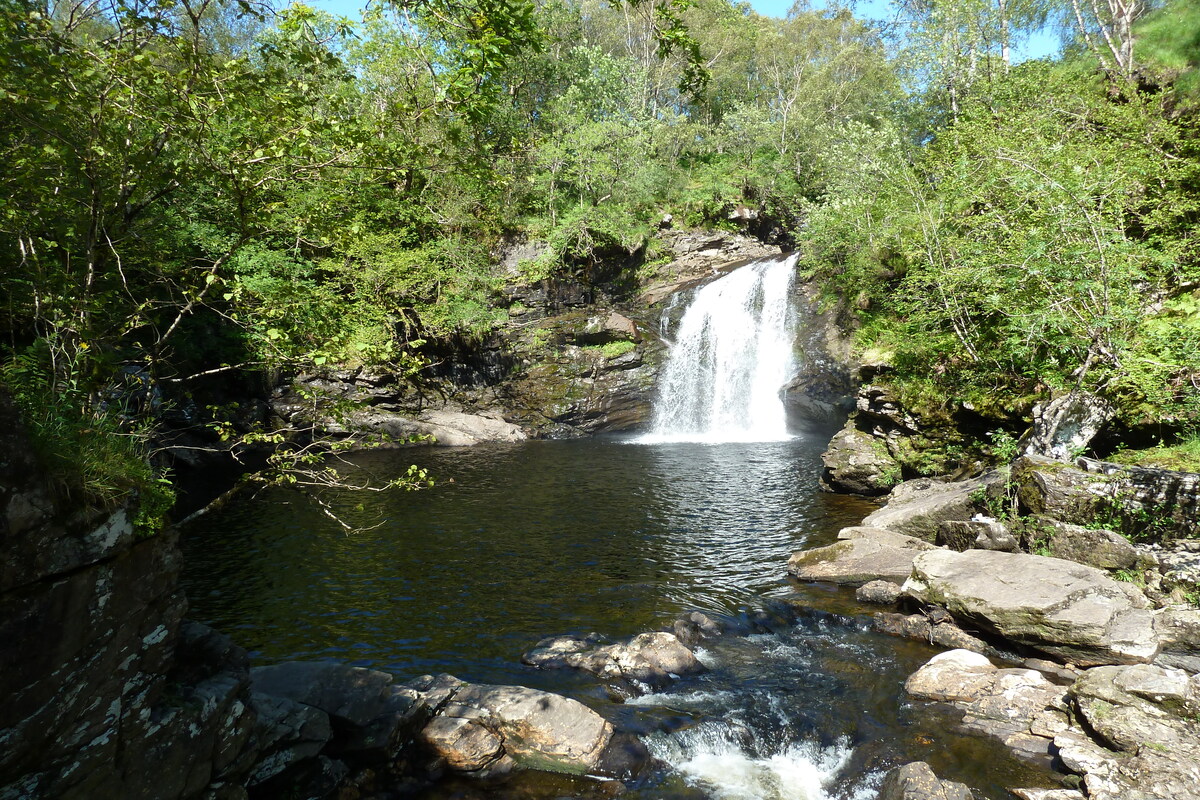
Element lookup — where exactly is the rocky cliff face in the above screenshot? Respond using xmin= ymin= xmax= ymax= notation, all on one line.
xmin=0 ymin=391 xmax=254 ymax=799
xmin=0 ymin=395 xmax=424 ymax=799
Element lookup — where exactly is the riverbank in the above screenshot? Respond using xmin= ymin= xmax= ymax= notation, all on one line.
xmin=791 ymin=440 xmax=1200 ymax=798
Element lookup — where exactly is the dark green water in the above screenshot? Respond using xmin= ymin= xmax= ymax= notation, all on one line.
xmin=181 ymin=434 xmax=1063 ymax=799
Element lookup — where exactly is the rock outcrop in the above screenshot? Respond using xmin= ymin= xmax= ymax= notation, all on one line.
xmin=0 ymin=389 xmax=262 ymax=800
xmin=819 ymin=425 xmax=900 ymax=495
xmin=904 ymin=649 xmax=1070 ymax=763
xmin=1014 ymin=455 xmax=1199 ymax=540
xmin=521 ymin=632 xmax=704 ymax=695
xmin=904 ymin=651 xmax=1200 ymax=800
xmin=787 ymin=526 xmax=936 ymax=585
xmin=1020 ymin=390 xmax=1115 ymax=462
xmin=1153 ymin=606 xmax=1200 ymax=672
xmin=1057 ymin=663 xmax=1200 ymax=800
xmin=638 ymin=231 xmax=782 ymax=305
xmin=819 ymin=384 xmax=916 ymax=495
xmin=903 ymin=549 xmax=1159 ymax=666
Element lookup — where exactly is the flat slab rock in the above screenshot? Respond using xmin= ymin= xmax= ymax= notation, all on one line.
xmin=787 ymin=526 xmax=935 ymax=586
xmin=903 ymin=549 xmax=1158 ymax=666
xmin=861 ymin=476 xmax=996 ymax=542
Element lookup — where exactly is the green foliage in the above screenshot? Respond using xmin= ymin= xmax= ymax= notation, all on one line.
xmin=2 ymin=341 xmax=174 ymax=531
xmin=587 ymin=340 xmax=637 ymax=359
xmin=803 ymin=57 xmax=1200 ymax=432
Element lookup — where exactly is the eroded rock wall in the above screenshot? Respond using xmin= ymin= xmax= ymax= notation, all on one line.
xmin=0 ymin=391 xmax=258 ymax=799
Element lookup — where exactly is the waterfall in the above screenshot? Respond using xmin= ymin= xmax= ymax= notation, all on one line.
xmin=639 ymin=255 xmax=799 ymax=443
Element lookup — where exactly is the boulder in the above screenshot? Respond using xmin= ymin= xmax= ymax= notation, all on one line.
xmin=1057 ymin=664 xmax=1200 ymax=800
xmin=787 ymin=527 xmax=935 ymax=586
xmin=1039 ymin=520 xmax=1141 ymax=571
xmin=905 ymin=650 xmax=1069 ymax=763
xmin=877 ymin=761 xmax=973 ymax=800
xmin=408 ymin=674 xmax=643 ymax=778
xmin=819 ymin=423 xmax=899 ymax=495
xmin=1020 ymin=390 xmax=1114 ymax=462
xmin=862 ymin=476 xmax=995 ymax=542
xmin=672 ymin=611 xmax=725 ymax=647
xmin=1011 ymin=790 xmax=1086 ymax=800
xmin=903 ymin=550 xmax=1159 ymax=666
xmin=857 ymin=579 xmax=904 ymax=605
xmin=521 ymin=631 xmax=704 ymax=693
xmin=937 ymin=519 xmax=1019 ymax=552
xmin=582 ymin=311 xmax=640 ymax=343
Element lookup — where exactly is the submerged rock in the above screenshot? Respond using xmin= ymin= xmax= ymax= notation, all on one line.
xmin=787 ymin=526 xmax=936 ymax=585
xmin=408 ymin=674 xmax=645 ymax=779
xmin=873 ymin=612 xmax=995 ymax=656
xmin=878 ymin=761 xmax=974 ymax=800
xmin=1011 ymin=790 xmax=1086 ymax=800
xmin=902 ymin=549 xmax=1159 ymax=666
xmin=521 ymin=632 xmax=704 ymax=694
xmin=672 ymin=611 xmax=725 ymax=647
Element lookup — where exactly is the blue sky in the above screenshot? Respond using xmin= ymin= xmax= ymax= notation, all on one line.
xmin=303 ymin=0 xmax=1060 ymax=62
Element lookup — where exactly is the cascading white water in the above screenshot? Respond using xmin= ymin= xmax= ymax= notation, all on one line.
xmin=639 ymin=254 xmax=799 ymax=444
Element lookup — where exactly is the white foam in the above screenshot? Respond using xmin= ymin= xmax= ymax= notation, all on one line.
xmin=649 ymin=722 xmax=855 ymax=800
xmin=626 ymin=688 xmax=737 ymax=707
xmin=635 ymin=255 xmax=799 ymax=444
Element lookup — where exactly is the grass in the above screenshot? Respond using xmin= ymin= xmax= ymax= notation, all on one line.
xmin=1137 ymin=0 xmax=1200 ymax=97
xmin=1106 ymin=436 xmax=1200 ymax=473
